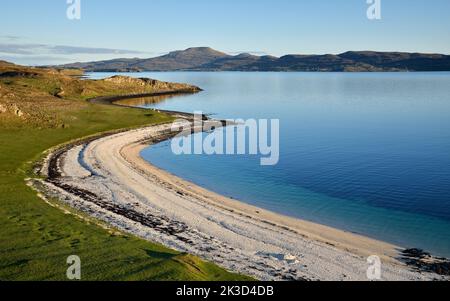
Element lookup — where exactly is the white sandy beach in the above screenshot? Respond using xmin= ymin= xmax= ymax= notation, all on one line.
xmin=35 ymin=123 xmax=446 ymax=281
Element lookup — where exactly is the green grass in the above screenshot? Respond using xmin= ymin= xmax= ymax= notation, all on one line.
xmin=0 ymin=101 xmax=252 ymax=281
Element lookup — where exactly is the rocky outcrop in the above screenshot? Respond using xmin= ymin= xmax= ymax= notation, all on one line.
xmin=102 ymin=75 xmax=202 ymax=92
xmin=53 ymin=87 xmax=65 ymax=98
xmin=401 ymin=249 xmax=450 ymax=276
xmin=0 ymin=103 xmax=7 ymax=114
xmin=0 ymin=102 xmax=25 ymax=117
xmin=12 ymin=104 xmax=25 ymax=117
xmin=103 ymin=75 xmax=158 ymax=86
xmin=0 ymin=71 xmax=39 ymax=78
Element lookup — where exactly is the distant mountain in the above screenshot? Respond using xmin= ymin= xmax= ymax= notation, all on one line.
xmin=61 ymin=47 xmax=230 ymax=72
xmin=58 ymin=47 xmax=450 ymax=72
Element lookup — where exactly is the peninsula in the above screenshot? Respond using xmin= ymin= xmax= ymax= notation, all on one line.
xmin=0 ymin=61 xmax=247 ymax=280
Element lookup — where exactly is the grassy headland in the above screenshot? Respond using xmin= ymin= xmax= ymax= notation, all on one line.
xmin=0 ymin=61 xmax=250 ymax=280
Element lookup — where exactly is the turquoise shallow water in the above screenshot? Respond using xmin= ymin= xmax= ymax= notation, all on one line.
xmin=89 ymin=72 xmax=450 ymax=257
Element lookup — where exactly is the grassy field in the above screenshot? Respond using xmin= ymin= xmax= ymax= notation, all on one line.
xmin=0 ymin=62 xmax=251 ymax=281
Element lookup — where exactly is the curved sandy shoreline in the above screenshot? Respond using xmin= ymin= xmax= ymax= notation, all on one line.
xmin=32 ymin=121 xmax=449 ymax=281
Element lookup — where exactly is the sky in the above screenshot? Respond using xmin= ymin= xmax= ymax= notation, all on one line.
xmin=1 ymin=0 xmax=449 ymax=65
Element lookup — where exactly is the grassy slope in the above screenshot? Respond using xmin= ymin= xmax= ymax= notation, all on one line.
xmin=0 ymin=63 xmax=251 ymax=281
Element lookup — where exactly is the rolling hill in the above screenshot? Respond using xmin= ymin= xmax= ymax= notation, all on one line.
xmin=58 ymin=47 xmax=450 ymax=72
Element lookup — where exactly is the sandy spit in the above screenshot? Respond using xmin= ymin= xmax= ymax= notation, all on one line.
xmin=35 ymin=123 xmax=446 ymax=281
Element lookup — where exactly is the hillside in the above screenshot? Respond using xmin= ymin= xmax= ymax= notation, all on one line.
xmin=58 ymin=47 xmax=450 ymax=72
xmin=0 ymin=64 xmax=200 ymax=127
xmin=0 ymin=62 xmax=248 ymax=281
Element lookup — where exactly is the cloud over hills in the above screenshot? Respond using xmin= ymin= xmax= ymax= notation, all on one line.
xmin=0 ymin=39 xmax=150 ymax=65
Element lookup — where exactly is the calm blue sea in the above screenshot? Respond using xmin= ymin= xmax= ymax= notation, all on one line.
xmin=89 ymin=72 xmax=450 ymax=257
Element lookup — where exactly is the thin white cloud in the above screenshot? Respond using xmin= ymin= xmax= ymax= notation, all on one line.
xmin=0 ymin=43 xmax=145 ymax=55
xmin=0 ymin=42 xmax=154 ymax=65
xmin=0 ymin=35 xmax=22 ymax=41
xmin=0 ymin=55 xmax=71 ymax=66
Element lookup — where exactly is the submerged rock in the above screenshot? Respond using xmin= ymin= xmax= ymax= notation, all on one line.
xmin=401 ymin=249 xmax=450 ymax=276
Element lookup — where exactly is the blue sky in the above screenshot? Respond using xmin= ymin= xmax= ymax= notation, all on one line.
xmin=1 ymin=0 xmax=449 ymax=65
